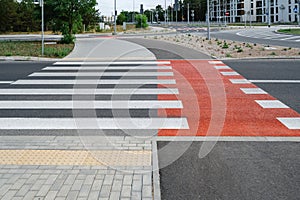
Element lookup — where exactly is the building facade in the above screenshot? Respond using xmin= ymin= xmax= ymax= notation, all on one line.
xmin=210 ymin=0 xmax=300 ymax=23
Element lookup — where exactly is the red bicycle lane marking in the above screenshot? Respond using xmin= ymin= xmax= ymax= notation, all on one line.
xmin=157 ymin=60 xmax=300 ymax=137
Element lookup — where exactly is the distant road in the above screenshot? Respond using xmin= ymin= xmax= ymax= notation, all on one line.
xmin=210 ymin=27 xmax=300 ymax=48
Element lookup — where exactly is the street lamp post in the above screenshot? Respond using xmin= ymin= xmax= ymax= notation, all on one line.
xmin=41 ymin=0 xmax=44 ymax=56
xmin=133 ymin=0 xmax=135 ymax=23
xmin=34 ymin=0 xmax=44 ymax=56
xmin=165 ymin=0 xmax=167 ymax=25
xmin=187 ymin=3 xmax=189 ymax=24
xmin=267 ymin=0 xmax=271 ymax=27
xmin=114 ymin=0 xmax=117 ymax=35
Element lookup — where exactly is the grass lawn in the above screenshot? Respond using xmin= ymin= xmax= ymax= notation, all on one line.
xmin=0 ymin=41 xmax=74 ymax=58
xmin=277 ymin=29 xmax=300 ymax=35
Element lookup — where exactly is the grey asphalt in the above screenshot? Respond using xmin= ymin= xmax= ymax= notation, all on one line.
xmin=158 ymin=141 xmax=300 ymax=200
xmin=123 ymin=39 xmax=300 ymax=200
xmin=122 ymin=38 xmax=211 ymax=60
xmin=0 ymin=61 xmax=52 ymax=81
xmin=223 ymin=59 xmax=300 ymax=113
xmin=210 ymin=29 xmax=300 ymax=48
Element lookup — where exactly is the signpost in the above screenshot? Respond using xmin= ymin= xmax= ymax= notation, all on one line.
xmin=34 ymin=0 xmax=44 ymax=56
xmin=207 ymin=0 xmax=210 ymax=40
xmin=294 ymin=5 xmax=300 ymax=26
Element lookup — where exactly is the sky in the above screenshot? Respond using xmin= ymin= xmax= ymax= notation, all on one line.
xmin=98 ymin=0 xmax=174 ymax=16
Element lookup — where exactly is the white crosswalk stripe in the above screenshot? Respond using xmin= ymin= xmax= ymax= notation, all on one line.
xmin=0 ymin=61 xmax=189 ymax=132
xmin=29 ymin=72 xmax=174 ymax=77
xmin=0 ymin=100 xmax=183 ymax=109
xmin=12 ymin=79 xmax=176 ymax=85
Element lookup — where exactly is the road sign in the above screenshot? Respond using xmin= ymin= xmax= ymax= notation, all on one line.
xmin=294 ymin=7 xmax=298 ymax=13
xmin=225 ymin=12 xmax=229 ymax=16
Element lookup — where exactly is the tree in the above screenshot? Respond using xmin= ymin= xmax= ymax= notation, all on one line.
xmin=155 ymin=5 xmax=165 ymax=22
xmin=135 ymin=14 xmax=148 ymax=28
xmin=0 ymin=0 xmax=18 ymax=32
xmin=80 ymin=0 xmax=99 ymax=30
xmin=117 ymin=11 xmax=127 ymax=25
xmin=15 ymin=0 xmax=40 ymax=32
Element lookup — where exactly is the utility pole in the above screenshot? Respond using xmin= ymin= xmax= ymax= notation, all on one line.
xmin=207 ymin=0 xmax=210 ymax=40
xmin=187 ymin=3 xmax=190 ymax=24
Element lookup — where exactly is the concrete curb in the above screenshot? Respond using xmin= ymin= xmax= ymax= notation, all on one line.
xmin=220 ymin=56 xmax=300 ymax=61
xmin=0 ymin=56 xmax=61 ymax=62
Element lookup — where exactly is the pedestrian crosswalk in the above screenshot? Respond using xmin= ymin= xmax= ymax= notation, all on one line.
xmin=236 ymin=28 xmax=300 ymax=42
xmin=0 ymin=61 xmax=189 ymax=133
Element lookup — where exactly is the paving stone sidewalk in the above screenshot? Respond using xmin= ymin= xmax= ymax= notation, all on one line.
xmin=0 ymin=136 xmax=154 ymax=200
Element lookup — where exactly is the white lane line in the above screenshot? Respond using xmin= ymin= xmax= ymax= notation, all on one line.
xmin=54 ymin=61 xmax=171 ymax=65
xmin=220 ymin=71 xmax=240 ymax=76
xmin=0 ymin=81 xmax=13 ymax=84
xmin=29 ymin=72 xmax=174 ymax=77
xmin=240 ymin=88 xmax=267 ymax=94
xmin=250 ymin=80 xmax=300 ymax=83
xmin=277 ymin=118 xmax=300 ymax=130
xmin=0 ymin=118 xmax=189 ymax=130
xmin=0 ymin=100 xmax=183 ymax=109
xmin=12 ymin=79 xmax=176 ymax=85
xmin=214 ymin=66 xmax=231 ymax=70
xmin=255 ymin=100 xmax=289 ymax=109
xmin=208 ymin=61 xmax=223 ymax=64
xmin=155 ymin=136 xmax=300 ymax=142
xmin=0 ymin=88 xmax=179 ymax=95
xmin=230 ymin=79 xmax=251 ymax=84
xmin=280 ymin=36 xmax=300 ymax=41
xmin=43 ymin=66 xmax=173 ymax=70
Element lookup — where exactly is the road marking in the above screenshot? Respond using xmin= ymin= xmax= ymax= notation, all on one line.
xmin=220 ymin=71 xmax=240 ymax=76
xmin=0 ymin=81 xmax=13 ymax=84
xmin=229 ymin=79 xmax=251 ymax=84
xmin=43 ymin=66 xmax=173 ymax=70
xmin=249 ymin=80 xmax=300 ymax=83
xmin=0 ymin=118 xmax=189 ymax=129
xmin=0 ymin=100 xmax=183 ymax=109
xmin=12 ymin=79 xmax=176 ymax=85
xmin=54 ymin=61 xmax=171 ymax=65
xmin=155 ymin=136 xmax=300 ymax=142
xmin=280 ymin=36 xmax=300 ymax=40
xmin=240 ymin=88 xmax=268 ymax=94
xmin=214 ymin=66 xmax=231 ymax=70
xmin=0 ymin=88 xmax=179 ymax=95
xmin=277 ymin=118 xmax=300 ymax=130
xmin=208 ymin=61 xmax=223 ymax=64
xmin=255 ymin=100 xmax=289 ymax=109
xmin=29 ymin=72 xmax=174 ymax=77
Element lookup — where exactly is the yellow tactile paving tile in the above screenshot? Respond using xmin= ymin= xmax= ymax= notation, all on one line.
xmin=0 ymin=150 xmax=151 ymax=166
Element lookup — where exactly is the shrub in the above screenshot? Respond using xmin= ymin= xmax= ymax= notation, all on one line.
xmin=222 ymin=42 xmax=229 ymax=49
xmin=61 ymin=34 xmax=75 ymax=44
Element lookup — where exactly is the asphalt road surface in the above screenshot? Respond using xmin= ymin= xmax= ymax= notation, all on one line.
xmin=210 ymin=28 xmax=300 ymax=48
xmin=123 ymin=38 xmax=300 ymax=200
xmin=223 ymin=59 xmax=300 ymax=113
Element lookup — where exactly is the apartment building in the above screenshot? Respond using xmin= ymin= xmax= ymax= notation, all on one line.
xmin=210 ymin=0 xmax=300 ymax=23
